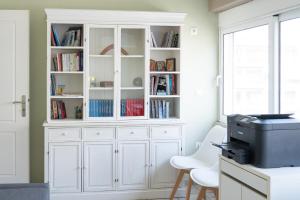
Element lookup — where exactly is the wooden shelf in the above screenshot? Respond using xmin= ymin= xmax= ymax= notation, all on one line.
xmin=150 ymin=71 xmax=180 ymax=74
xmin=121 ymin=55 xmax=144 ymax=58
xmin=121 ymin=87 xmax=144 ymax=90
xmin=50 ymin=71 xmax=84 ymax=74
xmin=89 ymin=87 xmax=114 ymax=90
xmin=150 ymin=47 xmax=180 ymax=51
xmin=50 ymin=95 xmax=84 ymax=99
xmin=149 ymin=95 xmax=180 ymax=98
xmin=51 ymin=46 xmax=84 ymax=50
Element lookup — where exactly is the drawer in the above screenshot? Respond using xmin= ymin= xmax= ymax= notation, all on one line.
xmin=83 ymin=128 xmax=114 ymax=140
xmin=151 ymin=126 xmax=181 ymax=139
xmin=48 ymin=128 xmax=81 ymax=141
xmin=117 ymin=127 xmax=148 ymax=140
xmin=220 ymin=158 xmax=268 ymax=195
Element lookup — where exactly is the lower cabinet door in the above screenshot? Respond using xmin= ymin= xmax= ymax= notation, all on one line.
xmin=242 ymin=186 xmax=267 ymax=200
xmin=150 ymin=140 xmax=181 ymax=188
xmin=83 ymin=142 xmax=115 ymax=192
xmin=117 ymin=141 xmax=149 ymax=190
xmin=49 ymin=142 xmax=81 ymax=193
xmin=220 ymin=174 xmax=242 ymax=200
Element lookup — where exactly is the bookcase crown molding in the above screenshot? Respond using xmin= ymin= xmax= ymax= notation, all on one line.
xmin=45 ymin=9 xmax=187 ymax=24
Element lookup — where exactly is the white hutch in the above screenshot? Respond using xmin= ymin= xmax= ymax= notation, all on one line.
xmin=43 ymin=9 xmax=186 ymax=200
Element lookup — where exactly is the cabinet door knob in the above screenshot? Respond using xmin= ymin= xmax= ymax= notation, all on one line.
xmin=130 ymin=131 xmax=134 ymax=134
xmin=163 ymin=130 xmax=168 ymax=134
xmin=96 ymin=132 xmax=101 ymax=135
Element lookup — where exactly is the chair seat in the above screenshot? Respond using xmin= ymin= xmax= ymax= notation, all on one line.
xmin=170 ymin=156 xmax=209 ymax=170
xmin=190 ymin=168 xmax=219 ymax=188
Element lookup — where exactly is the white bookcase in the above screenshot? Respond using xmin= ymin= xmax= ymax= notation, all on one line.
xmin=44 ymin=9 xmax=186 ymax=200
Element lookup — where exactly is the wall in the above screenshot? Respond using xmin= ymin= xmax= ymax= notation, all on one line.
xmin=0 ymin=0 xmax=218 ymax=182
xmin=219 ymin=0 xmax=300 ymax=27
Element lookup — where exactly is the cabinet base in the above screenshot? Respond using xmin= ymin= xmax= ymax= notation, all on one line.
xmin=50 ymin=188 xmax=186 ymax=200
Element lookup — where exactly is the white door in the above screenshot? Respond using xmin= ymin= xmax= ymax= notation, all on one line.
xmin=49 ymin=142 xmax=81 ymax=193
xmin=117 ymin=141 xmax=149 ymax=190
xmin=150 ymin=140 xmax=181 ymax=188
xmin=83 ymin=141 xmax=115 ymax=192
xmin=220 ymin=174 xmax=242 ymax=200
xmin=0 ymin=10 xmax=29 ymax=183
xmin=242 ymin=186 xmax=267 ymax=200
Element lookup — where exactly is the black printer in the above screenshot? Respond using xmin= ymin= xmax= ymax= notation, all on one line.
xmin=218 ymin=114 xmax=300 ymax=168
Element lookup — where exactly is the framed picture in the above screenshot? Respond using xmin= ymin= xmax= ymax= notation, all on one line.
xmin=166 ymin=58 xmax=176 ymax=71
xmin=156 ymin=61 xmax=166 ymax=71
xmin=150 ymin=59 xmax=156 ymax=71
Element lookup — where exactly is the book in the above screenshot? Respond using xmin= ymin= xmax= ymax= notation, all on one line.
xmin=150 ymin=32 xmax=158 ymax=47
xmin=150 ymin=59 xmax=156 ymax=71
xmin=150 ymin=99 xmax=171 ymax=119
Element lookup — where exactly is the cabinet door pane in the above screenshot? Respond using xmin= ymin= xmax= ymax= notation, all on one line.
xmin=119 ymin=27 xmax=146 ymax=118
xmin=49 ymin=143 xmax=81 ymax=193
xmin=84 ymin=142 xmax=115 ymax=192
xmin=150 ymin=140 xmax=181 ymax=188
xmin=118 ymin=141 xmax=149 ymax=190
xmin=88 ymin=26 xmax=116 ymax=119
xmin=220 ymin=174 xmax=242 ymax=200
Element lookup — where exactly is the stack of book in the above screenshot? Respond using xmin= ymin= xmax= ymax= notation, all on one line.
xmin=51 ymin=26 xmax=82 ymax=47
xmin=50 ymin=74 xmax=56 ymax=96
xmin=150 ymin=75 xmax=176 ymax=95
xmin=51 ymin=100 xmax=67 ymax=119
xmin=121 ymin=99 xmax=144 ymax=116
xmin=150 ymin=100 xmax=170 ymax=119
xmin=150 ymin=31 xmax=179 ymax=48
xmin=52 ymin=52 xmax=83 ymax=71
xmin=89 ymin=99 xmax=114 ymax=117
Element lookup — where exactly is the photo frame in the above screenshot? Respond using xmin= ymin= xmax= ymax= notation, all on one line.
xmin=156 ymin=61 xmax=166 ymax=71
xmin=166 ymin=58 xmax=176 ymax=71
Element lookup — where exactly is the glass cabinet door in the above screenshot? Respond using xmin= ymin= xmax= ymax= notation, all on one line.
xmin=119 ymin=26 xmax=147 ymax=118
xmin=87 ymin=25 xmax=117 ymax=119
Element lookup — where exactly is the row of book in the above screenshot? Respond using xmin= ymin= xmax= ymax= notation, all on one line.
xmin=151 ymin=31 xmax=179 ymax=48
xmin=121 ymin=99 xmax=144 ymax=116
xmin=150 ymin=75 xmax=176 ymax=95
xmin=51 ymin=26 xmax=82 ymax=46
xmin=50 ymin=74 xmax=56 ymax=96
xmin=51 ymin=100 xmax=67 ymax=119
xmin=150 ymin=100 xmax=170 ymax=119
xmin=52 ymin=52 xmax=83 ymax=72
xmin=89 ymin=99 xmax=113 ymax=117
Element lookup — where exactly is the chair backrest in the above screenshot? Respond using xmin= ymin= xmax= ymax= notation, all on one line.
xmin=192 ymin=124 xmax=227 ymax=167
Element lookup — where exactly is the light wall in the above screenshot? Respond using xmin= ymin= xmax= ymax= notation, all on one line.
xmin=0 ymin=0 xmax=218 ymax=182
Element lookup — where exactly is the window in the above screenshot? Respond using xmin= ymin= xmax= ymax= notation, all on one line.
xmin=222 ymin=25 xmax=270 ymax=116
xmin=220 ymin=8 xmax=300 ymax=122
xmin=280 ymin=17 xmax=300 ymax=117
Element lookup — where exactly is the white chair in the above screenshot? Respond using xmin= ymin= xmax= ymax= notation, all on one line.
xmin=169 ymin=124 xmax=226 ymax=200
xmin=190 ymin=164 xmax=219 ymax=200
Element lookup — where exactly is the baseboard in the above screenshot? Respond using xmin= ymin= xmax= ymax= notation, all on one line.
xmin=50 ymin=188 xmax=186 ymax=200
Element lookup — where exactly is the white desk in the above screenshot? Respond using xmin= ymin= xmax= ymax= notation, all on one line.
xmin=220 ymin=156 xmax=300 ymax=200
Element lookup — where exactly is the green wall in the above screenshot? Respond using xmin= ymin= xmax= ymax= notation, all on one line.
xmin=0 ymin=0 xmax=218 ymax=182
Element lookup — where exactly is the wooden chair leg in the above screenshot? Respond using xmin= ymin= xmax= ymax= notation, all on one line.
xmin=185 ymin=176 xmax=193 ymax=200
xmin=212 ymin=188 xmax=219 ymax=200
xmin=197 ymin=187 xmax=206 ymax=200
xmin=170 ymin=169 xmax=186 ymax=200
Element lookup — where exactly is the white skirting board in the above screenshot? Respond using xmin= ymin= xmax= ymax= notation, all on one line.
xmin=50 ymin=188 xmax=186 ymax=200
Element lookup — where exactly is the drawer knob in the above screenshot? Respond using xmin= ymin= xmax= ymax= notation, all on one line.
xmin=61 ymin=132 xmax=66 ymax=136
xmin=96 ymin=132 xmax=101 ymax=135
xmin=130 ymin=131 xmax=134 ymax=134
xmin=163 ymin=130 xmax=168 ymax=134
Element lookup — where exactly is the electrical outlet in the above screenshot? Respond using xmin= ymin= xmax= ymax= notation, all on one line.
xmin=195 ymin=142 xmax=201 ymax=149
xmin=190 ymin=27 xmax=198 ymax=36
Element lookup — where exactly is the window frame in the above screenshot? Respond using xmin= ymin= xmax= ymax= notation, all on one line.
xmin=219 ymin=17 xmax=278 ymax=123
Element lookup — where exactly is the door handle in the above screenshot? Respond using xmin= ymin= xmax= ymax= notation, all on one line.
xmin=13 ymin=95 xmax=26 ymax=117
